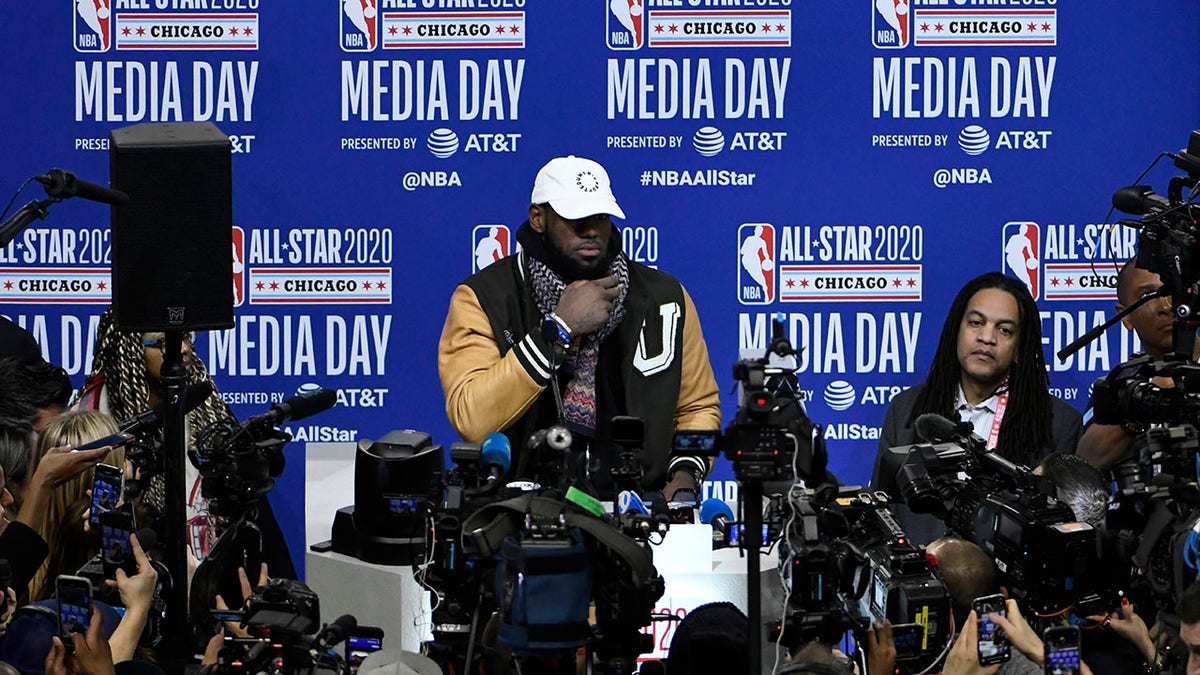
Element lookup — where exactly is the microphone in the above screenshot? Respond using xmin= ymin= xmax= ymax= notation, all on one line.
xmin=480 ymin=432 xmax=511 ymax=482
xmin=698 ymin=498 xmax=734 ymax=547
xmin=617 ymin=490 xmax=650 ymax=515
xmin=315 ymin=614 xmax=358 ymax=647
xmin=249 ymin=387 xmax=337 ymax=426
xmin=1113 ymin=185 xmax=1170 ymax=216
xmin=119 ymin=380 xmax=214 ymax=435
xmin=35 ymin=169 xmax=129 ymax=205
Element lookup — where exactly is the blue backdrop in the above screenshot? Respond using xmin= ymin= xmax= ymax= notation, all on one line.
xmin=1 ymin=1 xmax=1197 ymax=576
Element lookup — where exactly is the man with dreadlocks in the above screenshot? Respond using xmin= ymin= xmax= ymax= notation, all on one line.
xmin=74 ymin=305 xmax=297 ymax=579
xmin=438 ymin=155 xmax=721 ymax=500
xmin=870 ymin=272 xmax=1083 ymax=545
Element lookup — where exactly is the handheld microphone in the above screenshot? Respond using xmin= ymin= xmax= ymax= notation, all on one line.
xmin=249 ymin=387 xmax=337 ymax=426
xmin=698 ymin=498 xmax=734 ymax=547
xmin=119 ymin=381 xmax=214 ymax=435
xmin=617 ymin=490 xmax=650 ymax=515
xmin=35 ymin=169 xmax=129 ymax=205
xmin=480 ymin=432 xmax=511 ymax=482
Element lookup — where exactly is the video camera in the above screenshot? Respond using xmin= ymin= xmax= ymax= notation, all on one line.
xmin=880 ymin=416 xmax=1102 ymax=615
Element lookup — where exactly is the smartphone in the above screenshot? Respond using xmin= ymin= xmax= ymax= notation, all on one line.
xmin=973 ymin=594 xmax=1010 ymax=665
xmin=890 ymin=622 xmax=925 ymax=660
xmin=344 ymin=627 xmax=385 ymax=675
xmin=99 ymin=511 xmax=136 ymax=579
xmin=75 ymin=432 xmax=136 ymax=453
xmin=90 ymin=464 xmax=125 ymax=526
xmin=56 ymin=575 xmax=93 ymax=640
xmin=1043 ymin=625 xmax=1081 ymax=675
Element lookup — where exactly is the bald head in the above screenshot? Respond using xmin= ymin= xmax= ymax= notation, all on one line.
xmin=928 ymin=537 xmax=998 ymax=615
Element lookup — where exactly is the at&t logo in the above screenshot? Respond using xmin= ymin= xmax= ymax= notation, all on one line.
xmin=823 ymin=381 xmax=856 ymax=411
xmin=738 ymin=224 xmax=775 ymax=305
xmin=607 ymin=0 xmax=644 ymax=50
xmin=1002 ymin=222 xmax=1040 ymax=300
xmin=342 ymin=0 xmax=378 ymax=52
xmin=472 ymin=225 xmax=511 ymax=273
xmin=75 ymin=0 xmax=112 ymax=52
xmin=872 ymin=0 xmax=909 ymax=49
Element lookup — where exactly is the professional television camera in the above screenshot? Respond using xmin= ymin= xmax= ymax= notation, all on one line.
xmin=879 ymin=416 xmax=1103 ymax=615
xmin=776 ymin=485 xmax=951 ymax=672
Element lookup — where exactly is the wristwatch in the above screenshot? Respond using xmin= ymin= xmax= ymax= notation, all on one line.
xmin=541 ymin=312 xmax=572 ymax=350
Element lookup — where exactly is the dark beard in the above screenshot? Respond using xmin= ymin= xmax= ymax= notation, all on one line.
xmin=516 ymin=222 xmax=623 ymax=281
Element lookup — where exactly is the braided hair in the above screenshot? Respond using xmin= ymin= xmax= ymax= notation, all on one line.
xmin=908 ymin=272 xmax=1053 ymax=464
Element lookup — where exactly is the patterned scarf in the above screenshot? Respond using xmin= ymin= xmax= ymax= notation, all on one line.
xmin=528 ymin=254 xmax=629 ymax=433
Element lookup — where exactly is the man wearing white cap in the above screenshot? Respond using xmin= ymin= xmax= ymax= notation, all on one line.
xmin=438 ymin=155 xmax=720 ymax=500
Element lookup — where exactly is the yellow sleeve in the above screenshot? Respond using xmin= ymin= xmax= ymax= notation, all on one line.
xmin=437 ymin=284 xmax=548 ymax=443
xmin=674 ymin=285 xmax=721 ymax=432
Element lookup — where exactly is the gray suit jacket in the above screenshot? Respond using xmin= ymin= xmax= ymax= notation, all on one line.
xmin=869 ymin=384 xmax=1083 ymax=545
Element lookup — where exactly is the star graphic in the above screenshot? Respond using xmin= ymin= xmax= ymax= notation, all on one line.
xmin=496 ymin=25 xmax=506 ymax=34
xmin=1042 ymin=22 xmax=1051 ymax=31
xmin=377 ymin=280 xmax=387 ymax=290
xmin=388 ymin=26 xmax=397 ymax=35
xmin=1050 ymin=277 xmax=1060 ymax=287
xmin=1076 ymin=238 xmax=1084 ymax=246
xmin=1027 ymin=22 xmax=1037 ymax=32
xmin=97 ymin=281 xmax=107 ymax=290
xmin=893 ymin=278 xmax=902 ymax=288
xmin=244 ymin=26 xmax=253 ymax=36
xmin=122 ymin=27 xmax=131 ymax=36
xmin=14 ymin=243 xmax=21 ymax=250
xmin=363 ymin=281 xmax=373 ymax=290
xmin=934 ymin=23 xmax=944 ymax=32
xmin=135 ymin=27 xmax=145 ymax=36
xmin=668 ymin=24 xmax=679 ymax=33
xmin=282 ymin=243 xmax=290 ymax=250
xmin=761 ymin=24 xmax=771 ymax=33
xmin=402 ymin=25 xmax=412 ymax=35
xmin=785 ymin=279 xmax=795 ymax=288
xmin=1064 ymin=278 xmax=1074 ymax=287
xmin=920 ymin=22 xmax=930 ymax=32
xmin=907 ymin=278 xmax=917 ymax=288
xmin=654 ymin=24 xmax=664 ymax=33
xmin=775 ymin=24 xmax=786 ymax=32
xmin=2 ymin=281 xmax=11 ymax=290
xmin=255 ymin=281 xmax=265 ymax=290
xmin=269 ymin=281 xmax=279 ymax=290
xmin=510 ymin=25 xmax=519 ymax=34
xmin=230 ymin=27 xmax=240 ymax=36
xmin=799 ymin=279 xmax=810 ymax=288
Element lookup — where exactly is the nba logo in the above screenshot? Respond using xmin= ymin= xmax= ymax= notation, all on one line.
xmin=341 ymin=0 xmax=378 ymax=52
xmin=738 ymin=223 xmax=775 ymax=305
xmin=231 ymin=226 xmax=245 ymax=307
xmin=74 ymin=0 xmax=111 ymax=53
xmin=607 ymin=0 xmax=644 ymax=50
xmin=473 ymin=225 xmax=510 ymax=273
xmin=872 ymin=0 xmax=910 ymax=49
xmin=1002 ymin=222 xmax=1040 ymax=300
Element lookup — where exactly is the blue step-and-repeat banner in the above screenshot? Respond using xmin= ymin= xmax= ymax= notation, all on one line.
xmin=1 ymin=1 xmax=1197 ymax=575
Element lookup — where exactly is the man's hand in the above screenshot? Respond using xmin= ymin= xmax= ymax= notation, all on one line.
xmin=45 ymin=605 xmax=116 ymax=675
xmin=942 ymin=611 xmax=1002 ymax=675
xmin=864 ymin=621 xmax=897 ymax=675
xmin=34 ymin=446 xmax=109 ymax=489
xmin=662 ymin=469 xmax=697 ymax=502
xmin=988 ymin=599 xmax=1043 ymax=666
xmin=214 ymin=563 xmax=269 ymax=639
xmin=107 ymin=533 xmax=157 ymax=612
xmin=554 ymin=276 xmax=619 ymax=336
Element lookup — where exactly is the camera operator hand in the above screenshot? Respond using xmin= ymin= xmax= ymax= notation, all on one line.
xmin=45 ymin=605 xmax=116 ymax=675
xmin=987 ymin=599 xmax=1042 ymax=666
xmin=943 ymin=611 xmax=1002 ymax=675
xmin=214 ymin=562 xmax=269 ymax=638
xmin=554 ymin=276 xmax=619 ymax=336
xmin=863 ymin=621 xmax=897 ymax=675
xmin=1087 ymin=599 xmax=1159 ymax=666
xmin=105 ymin=533 xmax=157 ymax=663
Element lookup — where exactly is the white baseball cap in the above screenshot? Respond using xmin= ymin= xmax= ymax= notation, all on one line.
xmin=529 ymin=155 xmax=626 ymax=220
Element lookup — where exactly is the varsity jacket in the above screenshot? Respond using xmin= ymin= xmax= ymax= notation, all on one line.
xmin=438 ymin=249 xmax=721 ymax=493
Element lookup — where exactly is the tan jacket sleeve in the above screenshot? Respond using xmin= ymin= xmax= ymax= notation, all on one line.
xmin=674 ymin=285 xmax=721 ymax=432
xmin=438 ymin=284 xmax=547 ymax=443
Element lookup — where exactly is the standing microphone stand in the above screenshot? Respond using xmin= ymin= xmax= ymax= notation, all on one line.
xmin=157 ymin=332 xmax=192 ymax=654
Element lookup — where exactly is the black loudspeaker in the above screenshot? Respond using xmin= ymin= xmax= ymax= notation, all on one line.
xmin=109 ymin=122 xmax=234 ymax=331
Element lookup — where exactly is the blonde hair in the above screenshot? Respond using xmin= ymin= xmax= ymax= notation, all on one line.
xmin=29 ymin=409 xmax=123 ymax=600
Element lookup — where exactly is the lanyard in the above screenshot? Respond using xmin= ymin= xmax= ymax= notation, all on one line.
xmin=985 ymin=384 xmax=1010 ymax=451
